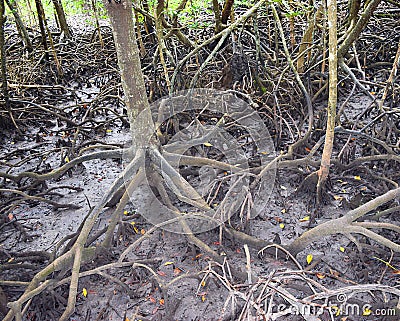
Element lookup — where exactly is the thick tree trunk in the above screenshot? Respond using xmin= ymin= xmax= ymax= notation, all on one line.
xmin=52 ymin=0 xmax=71 ymax=37
xmin=102 ymin=0 xmax=154 ymax=148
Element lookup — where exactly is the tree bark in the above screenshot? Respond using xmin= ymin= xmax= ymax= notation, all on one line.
xmin=5 ymin=0 xmax=32 ymax=50
xmin=34 ymin=0 xmax=48 ymax=55
xmin=102 ymin=0 xmax=153 ymax=148
xmin=52 ymin=0 xmax=71 ymax=37
xmin=316 ymin=0 xmax=337 ymax=200
xmin=91 ymin=0 xmax=104 ymax=47
xmin=338 ymin=0 xmax=381 ymax=58
xmin=221 ymin=0 xmax=234 ymax=25
xmin=0 ymin=0 xmax=8 ymax=106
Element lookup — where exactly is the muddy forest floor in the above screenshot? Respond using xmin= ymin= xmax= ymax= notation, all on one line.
xmin=0 ymin=5 xmax=400 ymax=321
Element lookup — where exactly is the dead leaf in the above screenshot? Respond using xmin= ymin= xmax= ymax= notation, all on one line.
xmin=173 ymin=268 xmax=182 ymax=275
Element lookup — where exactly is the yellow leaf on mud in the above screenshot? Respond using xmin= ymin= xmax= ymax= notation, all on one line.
xmin=354 ymin=176 xmax=361 ymax=181
xmin=106 ymin=129 xmax=113 ymax=133
xmin=316 ymin=272 xmax=325 ymax=279
xmin=201 ymin=294 xmax=206 ymax=302
xmin=203 ymin=142 xmax=213 ymax=147
xmin=82 ymin=288 xmax=88 ymax=297
xmin=306 ymin=254 xmax=313 ymax=265
xmin=123 ymin=210 xmax=129 ymax=215
xmin=339 ymin=247 xmax=345 ymax=252
xmin=130 ymin=222 xmax=139 ymax=233
xmin=201 ymin=281 xmax=206 ymax=286
xmin=281 ymin=208 xmax=286 ymax=214
xmin=65 ymin=156 xmax=70 ymax=163
xmin=164 ymin=261 xmax=174 ymax=266
xmin=373 ymin=256 xmax=397 ymax=270
xmin=279 ymin=223 xmax=285 ymax=229
xmin=299 ymin=215 xmax=310 ymax=222
xmin=333 ymin=195 xmax=343 ymax=201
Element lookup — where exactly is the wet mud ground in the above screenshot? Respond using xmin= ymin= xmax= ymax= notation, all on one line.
xmin=1 ymin=14 xmax=400 ymax=321
xmin=1 ymin=91 xmax=398 ymax=321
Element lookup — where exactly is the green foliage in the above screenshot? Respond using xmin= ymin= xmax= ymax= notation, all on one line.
xmin=285 ymin=10 xmax=305 ymax=18
xmin=4 ymin=0 xmax=107 ymax=27
xmin=143 ymin=0 xmax=214 ymax=29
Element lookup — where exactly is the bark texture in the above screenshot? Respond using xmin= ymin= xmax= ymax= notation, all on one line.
xmin=102 ymin=0 xmax=153 ymax=148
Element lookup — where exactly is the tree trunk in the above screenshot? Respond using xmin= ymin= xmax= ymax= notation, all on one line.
xmin=338 ymin=0 xmax=381 ymax=59
xmin=212 ymin=0 xmax=223 ymax=32
xmin=52 ymin=0 xmax=71 ymax=37
xmin=141 ymin=0 xmax=154 ymax=36
xmin=91 ymin=0 xmax=104 ymax=47
xmin=221 ymin=0 xmax=234 ymax=25
xmin=102 ymin=0 xmax=153 ymax=148
xmin=0 ymin=0 xmax=8 ymax=106
xmin=5 ymin=0 xmax=33 ymax=51
xmin=34 ymin=0 xmax=48 ymax=55
xmin=316 ymin=0 xmax=337 ymax=201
